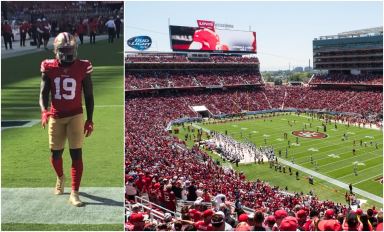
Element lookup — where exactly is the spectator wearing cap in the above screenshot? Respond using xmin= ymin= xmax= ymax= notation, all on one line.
xmin=211 ymin=211 xmax=233 ymax=231
xmin=325 ymin=209 xmax=335 ymax=219
xmin=188 ymin=205 xmax=202 ymax=222
xmin=356 ymin=208 xmax=363 ymax=217
xmin=193 ymin=209 xmax=214 ymax=231
xmin=279 ymin=216 xmax=298 ymax=231
xmin=127 ymin=213 xmax=145 ymax=231
xmin=264 ymin=215 xmax=276 ymax=231
xmin=105 ymin=16 xmax=116 ymax=43
xmin=273 ymin=209 xmax=288 ymax=231
xmin=317 ymin=219 xmax=342 ymax=231
xmin=296 ymin=209 xmax=308 ymax=230
xmin=238 ymin=213 xmax=249 ymax=224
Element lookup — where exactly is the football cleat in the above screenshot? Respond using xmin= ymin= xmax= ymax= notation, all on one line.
xmin=53 ymin=32 xmax=78 ymax=64
xmin=54 ymin=175 xmax=65 ymax=195
xmin=69 ymin=191 xmax=85 ymax=207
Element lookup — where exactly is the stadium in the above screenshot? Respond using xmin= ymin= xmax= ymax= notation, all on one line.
xmin=125 ymin=20 xmax=383 ymax=231
xmin=2 ymin=1 xmax=124 ymax=231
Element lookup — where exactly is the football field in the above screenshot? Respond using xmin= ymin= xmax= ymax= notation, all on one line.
xmin=1 ymin=39 xmax=124 ymax=230
xmin=173 ymin=113 xmax=383 ymax=209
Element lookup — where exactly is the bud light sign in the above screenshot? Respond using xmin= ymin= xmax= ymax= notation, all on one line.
xmin=127 ymin=36 xmax=152 ymax=50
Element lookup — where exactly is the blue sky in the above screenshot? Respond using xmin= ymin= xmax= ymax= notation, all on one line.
xmin=124 ymin=1 xmax=382 ymax=71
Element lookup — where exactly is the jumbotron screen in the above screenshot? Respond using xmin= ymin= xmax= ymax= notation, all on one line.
xmin=169 ymin=25 xmax=257 ymax=53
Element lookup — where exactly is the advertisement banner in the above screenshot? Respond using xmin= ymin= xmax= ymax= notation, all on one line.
xmin=169 ymin=25 xmax=256 ymax=53
xmin=127 ymin=36 xmax=152 ymax=51
xmin=197 ymin=20 xmax=215 ymax=31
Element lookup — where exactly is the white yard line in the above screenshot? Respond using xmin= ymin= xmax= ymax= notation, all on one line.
xmin=340 ymin=164 xmax=382 ymax=179
xmin=353 ymin=174 xmax=383 ymax=185
xmin=298 ymin=147 xmax=381 ymax=166
xmin=277 ymin=159 xmax=382 ymax=203
xmin=316 ymin=155 xmax=380 ymax=169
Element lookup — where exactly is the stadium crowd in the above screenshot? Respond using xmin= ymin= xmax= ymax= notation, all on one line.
xmin=125 ymin=54 xmax=259 ymax=64
xmin=310 ymin=74 xmax=383 ymax=85
xmin=125 ymin=92 xmax=382 ymax=231
xmin=126 ymin=70 xmax=263 ymax=89
xmin=125 ymin=49 xmax=382 ymax=232
xmin=1 ymin=1 xmax=123 ymax=49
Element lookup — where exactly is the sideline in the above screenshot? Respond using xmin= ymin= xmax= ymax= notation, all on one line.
xmin=1 ymin=187 xmax=123 ymax=224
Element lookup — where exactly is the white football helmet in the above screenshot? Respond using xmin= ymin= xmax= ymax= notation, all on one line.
xmin=53 ymin=32 xmax=78 ymax=63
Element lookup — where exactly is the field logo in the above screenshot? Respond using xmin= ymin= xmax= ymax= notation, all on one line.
xmin=292 ymin=130 xmax=327 ymax=139
xmin=127 ymin=36 xmax=152 ymax=50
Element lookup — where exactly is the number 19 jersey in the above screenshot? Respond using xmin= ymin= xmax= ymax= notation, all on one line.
xmin=41 ymin=59 xmax=93 ymax=118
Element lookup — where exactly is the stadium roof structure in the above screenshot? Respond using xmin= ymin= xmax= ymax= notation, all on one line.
xmin=315 ymin=27 xmax=383 ymax=40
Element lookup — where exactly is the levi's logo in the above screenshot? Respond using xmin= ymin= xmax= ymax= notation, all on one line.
xmin=197 ymin=20 xmax=215 ymax=31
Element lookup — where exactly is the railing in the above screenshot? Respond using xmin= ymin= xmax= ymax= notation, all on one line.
xmin=176 ymin=199 xmax=213 ymax=209
xmin=127 ymin=196 xmax=181 ymax=222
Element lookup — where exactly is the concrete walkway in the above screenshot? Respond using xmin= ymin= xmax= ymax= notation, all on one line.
xmin=2 ymin=187 xmax=124 ymax=224
xmin=1 ymin=35 xmax=109 ymax=59
xmin=277 ymin=158 xmax=383 ymax=204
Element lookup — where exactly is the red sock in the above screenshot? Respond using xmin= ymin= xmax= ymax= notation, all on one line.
xmin=71 ymin=158 xmax=83 ymax=191
xmin=50 ymin=156 xmax=63 ymax=177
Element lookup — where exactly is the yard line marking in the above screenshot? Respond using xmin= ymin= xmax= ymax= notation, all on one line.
xmin=354 ymin=174 xmax=383 ymax=185
xmin=338 ymin=164 xmax=383 ymax=179
xmin=276 ymin=158 xmax=382 ymax=203
xmin=318 ymin=156 xmax=381 ymax=171
xmin=322 ymin=157 xmax=382 ymax=174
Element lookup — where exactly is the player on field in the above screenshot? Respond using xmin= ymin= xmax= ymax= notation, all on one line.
xmin=39 ymin=32 xmax=94 ymax=207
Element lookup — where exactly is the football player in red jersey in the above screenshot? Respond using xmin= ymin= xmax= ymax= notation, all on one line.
xmin=39 ymin=32 xmax=94 ymax=207
xmin=189 ymin=28 xmax=229 ymax=51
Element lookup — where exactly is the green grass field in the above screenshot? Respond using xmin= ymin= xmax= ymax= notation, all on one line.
xmin=173 ymin=113 xmax=383 ymax=209
xmin=1 ymin=40 xmax=124 ymax=230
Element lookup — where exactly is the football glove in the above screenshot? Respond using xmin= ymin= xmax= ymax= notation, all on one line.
xmin=84 ymin=120 xmax=94 ymax=137
xmin=41 ymin=110 xmax=52 ymax=128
